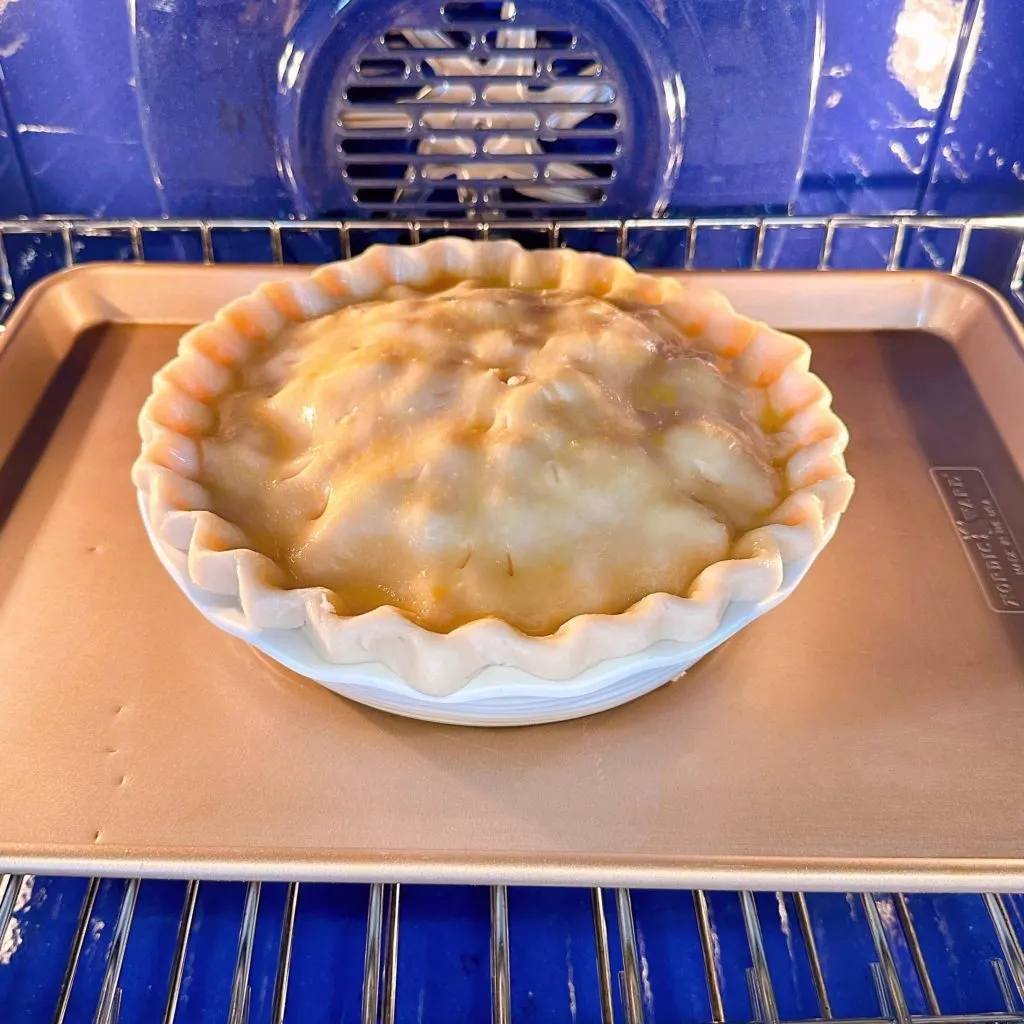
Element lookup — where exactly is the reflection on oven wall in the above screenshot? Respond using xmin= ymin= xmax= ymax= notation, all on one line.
xmin=0 ymin=0 xmax=1020 ymax=224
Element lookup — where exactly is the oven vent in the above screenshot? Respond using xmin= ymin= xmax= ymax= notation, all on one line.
xmin=335 ymin=1 xmax=624 ymax=216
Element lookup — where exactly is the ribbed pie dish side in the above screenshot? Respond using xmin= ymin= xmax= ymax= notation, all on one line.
xmin=132 ymin=239 xmax=853 ymax=716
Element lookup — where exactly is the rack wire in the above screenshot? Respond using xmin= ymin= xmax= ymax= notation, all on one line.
xmin=3 ymin=213 xmax=1024 ymax=329
xmin=0 ymin=877 xmax=1023 ymax=1023
xmin=3 ymin=213 xmax=1024 ymax=1021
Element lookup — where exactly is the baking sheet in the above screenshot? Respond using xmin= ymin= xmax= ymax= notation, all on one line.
xmin=2 ymin=265 xmax=1024 ymax=890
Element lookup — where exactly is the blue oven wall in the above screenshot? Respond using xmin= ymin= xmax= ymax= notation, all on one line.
xmin=921 ymin=0 xmax=1024 ymax=216
xmin=0 ymin=0 xmax=160 ymax=217
xmin=0 ymin=0 xmax=1021 ymax=220
xmin=0 ymin=61 xmax=33 ymax=217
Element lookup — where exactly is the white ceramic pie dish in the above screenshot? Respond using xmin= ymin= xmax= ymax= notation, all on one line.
xmin=140 ymin=490 xmax=838 ymax=725
xmin=132 ymin=239 xmax=853 ymax=724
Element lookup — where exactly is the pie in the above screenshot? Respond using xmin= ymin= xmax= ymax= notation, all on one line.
xmin=134 ymin=240 xmax=853 ymax=694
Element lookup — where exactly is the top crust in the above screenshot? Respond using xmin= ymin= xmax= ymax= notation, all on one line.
xmin=133 ymin=239 xmax=854 ymax=694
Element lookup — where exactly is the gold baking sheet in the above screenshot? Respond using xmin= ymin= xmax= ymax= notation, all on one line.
xmin=1 ymin=265 xmax=1023 ymax=891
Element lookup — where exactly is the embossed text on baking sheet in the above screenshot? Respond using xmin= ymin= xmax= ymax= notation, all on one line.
xmin=930 ymin=467 xmax=1024 ymax=613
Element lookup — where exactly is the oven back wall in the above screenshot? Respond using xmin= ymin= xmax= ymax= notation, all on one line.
xmin=0 ymin=0 xmax=1021 ymax=223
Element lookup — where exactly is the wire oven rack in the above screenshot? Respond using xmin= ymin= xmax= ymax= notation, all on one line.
xmin=3 ymin=212 xmax=1024 ymax=324
xmin=2 ymin=213 xmax=1024 ymax=1023
xmin=2 ymin=878 xmax=1024 ymax=1024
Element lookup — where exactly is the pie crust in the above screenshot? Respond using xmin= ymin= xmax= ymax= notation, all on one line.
xmin=133 ymin=240 xmax=853 ymax=695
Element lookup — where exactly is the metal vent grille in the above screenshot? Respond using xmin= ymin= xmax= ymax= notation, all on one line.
xmin=336 ymin=1 xmax=623 ymax=216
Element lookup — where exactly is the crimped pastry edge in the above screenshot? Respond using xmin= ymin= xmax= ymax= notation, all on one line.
xmin=132 ymin=239 xmax=854 ymax=695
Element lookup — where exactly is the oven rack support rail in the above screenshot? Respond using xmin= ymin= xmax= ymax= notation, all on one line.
xmin=2 ymin=213 xmax=1024 ymax=327
xmin=0 ymin=878 xmax=1024 ymax=1024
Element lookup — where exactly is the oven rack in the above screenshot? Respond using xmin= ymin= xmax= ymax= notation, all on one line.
xmin=1 ymin=878 xmax=1024 ymax=1024
xmin=2 ymin=213 xmax=1024 ymax=328
xmin=2 ymin=213 xmax=1024 ymax=1022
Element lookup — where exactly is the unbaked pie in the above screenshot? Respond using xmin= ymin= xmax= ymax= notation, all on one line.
xmin=134 ymin=240 xmax=853 ymax=695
